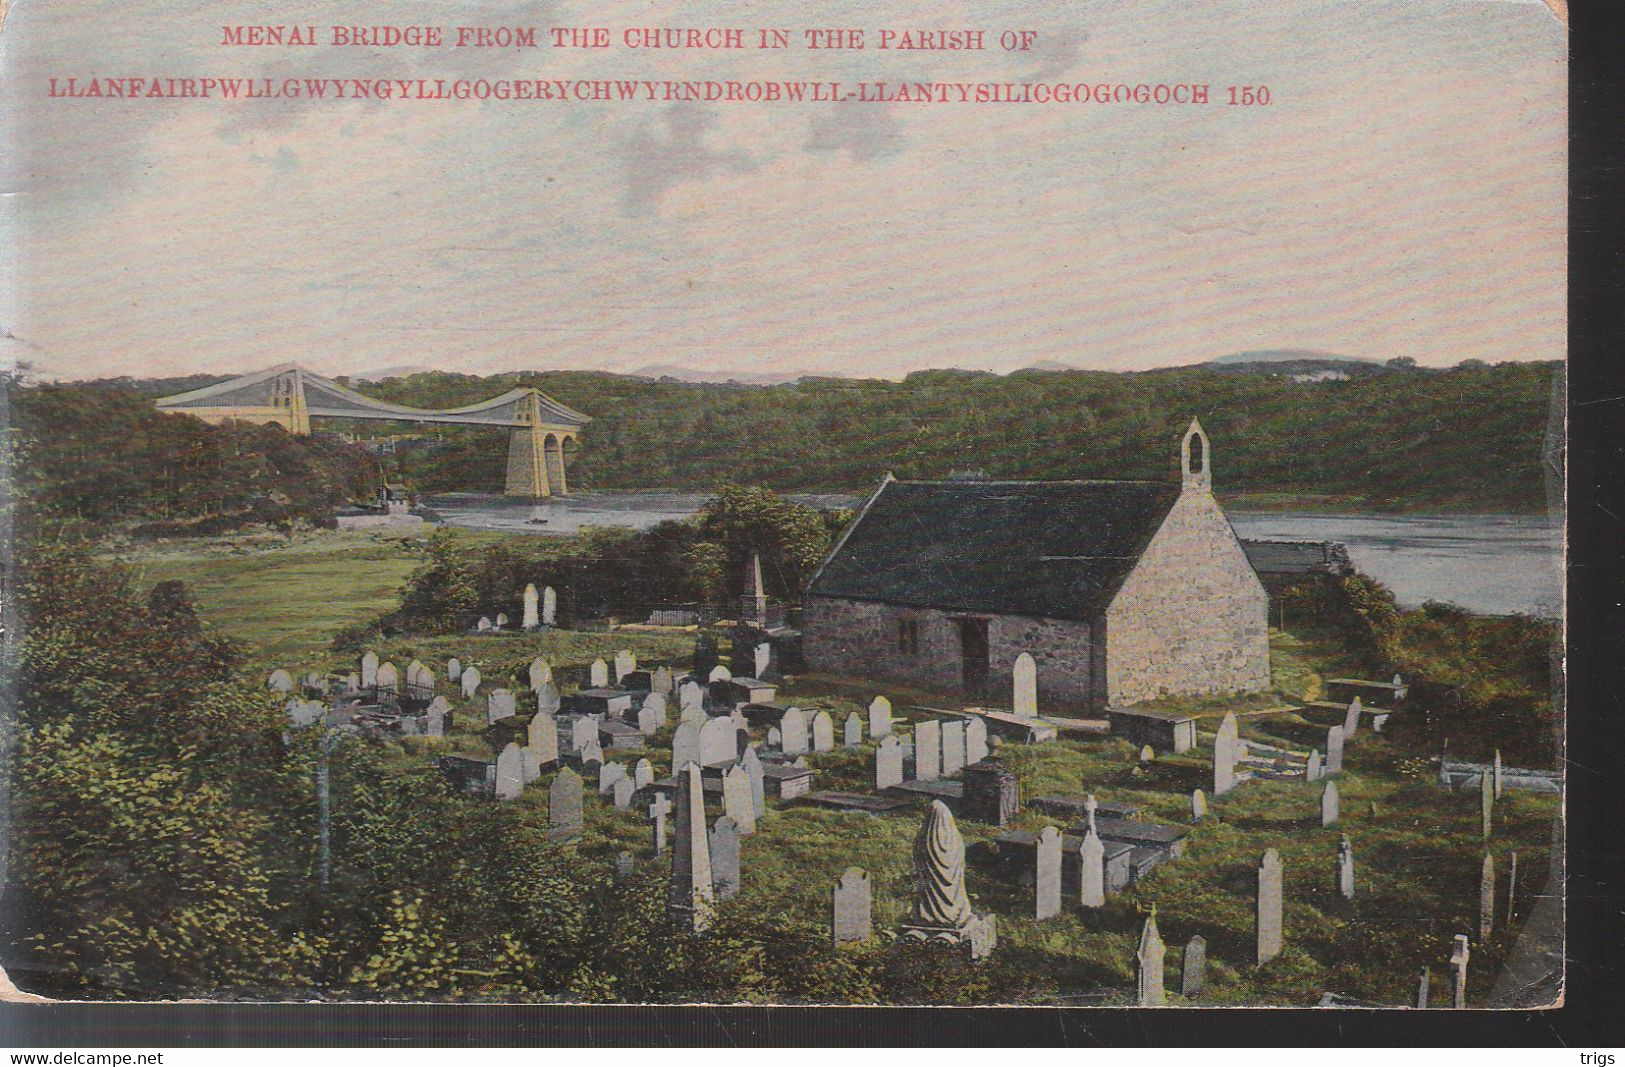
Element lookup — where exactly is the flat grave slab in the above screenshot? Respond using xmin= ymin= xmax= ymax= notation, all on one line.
xmin=1029 ymin=795 xmax=1141 ymax=820
xmin=1070 ymin=816 xmax=1188 ymax=859
xmin=994 ymin=831 xmax=1137 ymax=893
xmin=884 ymin=779 xmax=964 ymax=802
xmin=800 ymin=791 xmax=916 ymax=815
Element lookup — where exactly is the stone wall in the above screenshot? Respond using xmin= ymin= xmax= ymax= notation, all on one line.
xmin=1103 ymin=487 xmax=1271 ymax=705
xmin=802 ymin=596 xmax=1099 ymax=709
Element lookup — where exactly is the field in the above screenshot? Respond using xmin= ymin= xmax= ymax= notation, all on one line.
xmin=130 ymin=528 xmax=1562 ymax=1007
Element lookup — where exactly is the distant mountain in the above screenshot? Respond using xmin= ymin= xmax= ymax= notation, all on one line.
xmin=357 ymin=364 xmax=438 ymax=381
xmin=1209 ymin=349 xmax=1377 ymax=366
xmin=625 ymin=363 xmax=847 ymax=386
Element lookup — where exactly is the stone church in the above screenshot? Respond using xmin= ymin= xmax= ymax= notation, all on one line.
xmin=802 ymin=421 xmax=1271 ymax=710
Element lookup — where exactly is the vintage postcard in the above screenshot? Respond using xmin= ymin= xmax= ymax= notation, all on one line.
xmin=0 ymin=0 xmax=1566 ymax=1016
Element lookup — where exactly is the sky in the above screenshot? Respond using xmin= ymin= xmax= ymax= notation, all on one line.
xmin=0 ymin=0 xmax=1566 ymax=382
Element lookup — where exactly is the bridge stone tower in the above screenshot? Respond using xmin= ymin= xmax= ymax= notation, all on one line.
xmin=154 ymin=364 xmax=589 ymax=498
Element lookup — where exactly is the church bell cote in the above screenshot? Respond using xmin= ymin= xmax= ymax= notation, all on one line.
xmin=1181 ymin=418 xmax=1211 ymax=492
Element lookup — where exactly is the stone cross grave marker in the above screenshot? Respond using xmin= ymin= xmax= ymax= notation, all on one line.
xmin=648 ymin=792 xmax=671 ymax=857
xmin=1306 ymin=750 xmax=1321 ymax=782
xmin=268 ymin=669 xmax=294 ymax=693
xmin=811 ymin=710 xmax=835 ymax=753
xmin=487 ymin=688 xmax=516 ymax=724
xmin=1079 ymin=821 xmax=1106 ymax=908
xmin=742 ymin=745 xmax=766 ymax=818
xmin=914 ymin=720 xmax=942 ymax=783
xmin=1337 ymin=835 xmax=1356 ymax=899
xmin=1321 ymin=781 xmax=1339 ymax=827
xmin=1256 ymin=848 xmax=1284 ymax=965
xmin=1190 ymin=788 xmax=1207 ymax=823
xmin=868 ymin=696 xmax=893 ymax=738
xmin=495 ymin=744 xmax=524 ymax=801
xmin=542 ymin=585 xmax=557 ymax=626
xmin=670 ymin=763 xmax=715 ymax=932
xmin=710 ymin=816 xmax=741 ymax=902
xmin=612 ymin=776 xmax=635 ymax=810
xmin=599 ymin=761 xmax=627 ymax=795
xmin=844 ymin=712 xmax=863 ymax=748
xmin=550 ymin=768 xmax=584 ymax=836
xmin=1326 ymin=725 xmax=1344 ymax=775
xmin=699 ymin=716 xmax=737 ymax=767
xmin=633 ymin=757 xmax=654 ymax=788
xmin=536 ymin=682 xmax=561 ymax=716
xmin=590 ymin=659 xmax=610 ymax=688
xmin=528 ymin=712 xmax=559 ymax=766
xmin=1137 ymin=909 xmax=1166 ymax=1007
xmin=1478 ymin=852 xmax=1495 ymax=942
xmin=1034 ymin=825 xmax=1062 ymax=921
xmin=672 ymin=721 xmax=702 ymax=772
xmin=361 ymin=651 xmax=379 ymax=688
xmin=447 ymin=657 xmax=461 ymax=683
xmin=461 ymin=666 xmax=482 ymax=699
xmin=965 ymin=717 xmax=990 ymax=765
xmin=522 ymin=584 xmax=540 ymax=629
xmin=722 ymin=765 xmax=756 ymax=835
xmin=1450 ymin=934 xmax=1470 ymax=1008
xmin=780 ymin=707 xmax=810 ymax=756
xmin=571 ymin=715 xmax=597 ymax=755
xmin=1181 ymin=935 xmax=1207 ymax=998
xmin=1480 ymin=770 xmax=1494 ymax=839
xmin=941 ymin=719 xmax=967 ymax=777
xmin=1012 ymin=652 xmax=1038 ymax=718
xmin=529 ymin=656 xmax=551 ymax=691
xmin=615 ymin=649 xmax=637 ymax=683
xmin=831 ymin=867 xmax=872 ymax=944
xmin=1343 ymin=696 xmax=1361 ymax=739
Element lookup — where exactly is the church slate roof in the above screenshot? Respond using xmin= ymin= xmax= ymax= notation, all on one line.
xmin=805 ymin=478 xmax=1182 ymax=622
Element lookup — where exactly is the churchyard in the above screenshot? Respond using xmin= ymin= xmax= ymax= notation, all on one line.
xmin=223 ymin=523 xmax=1557 ymax=1006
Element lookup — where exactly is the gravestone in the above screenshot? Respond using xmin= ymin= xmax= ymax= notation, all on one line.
xmin=637 ymin=704 xmax=663 ymax=736
xmin=699 ymin=716 xmax=737 ymax=767
xmin=361 ymin=651 xmax=379 ymax=688
xmin=1306 ymin=750 xmax=1322 ymax=782
xmin=580 ymin=739 xmax=604 ymax=774
xmin=1138 ymin=744 xmax=1155 ymax=764
xmin=767 ymin=726 xmax=782 ymax=748
xmin=599 ymin=761 xmax=627 ymax=795
xmin=529 ymin=656 xmax=552 ymax=691
xmin=590 ymin=659 xmax=610 ymax=688
xmin=1190 ymin=789 xmax=1208 ymax=823
xmin=670 ymin=763 xmax=715 ymax=932
xmin=268 ymin=669 xmax=294 ymax=692
xmin=571 ymin=716 xmax=598 ymax=754
xmin=461 ymin=666 xmax=482 ymax=699
xmin=1450 ymin=934 xmax=1470 ymax=1008
xmin=1078 ymin=824 xmax=1106 ymax=908
xmin=633 ymin=757 xmax=654 ymax=789
xmin=426 ymin=696 xmax=450 ymax=737
xmin=1493 ymin=749 xmax=1504 ymax=800
xmin=643 ymin=691 xmax=669 ymax=725
xmin=447 ymin=658 xmax=462 ymax=683
xmin=1416 ymin=967 xmax=1431 ymax=1010
xmin=376 ymin=662 xmax=399 ymax=694
xmin=648 ymin=792 xmax=671 ymax=857
xmin=536 ymin=682 xmax=561 ymax=716
xmin=679 ymin=680 xmax=705 ymax=716
xmin=495 ymin=613 xmax=508 ymax=629
xmin=1321 ymin=781 xmax=1340 ymax=827
xmin=1034 ymin=826 xmax=1062 ymax=921
xmin=1213 ymin=711 xmax=1239 ymax=796
xmin=672 ymin=721 xmax=702 ymax=772
xmin=407 ymin=659 xmax=428 ymax=690
xmin=542 ymin=585 xmax=557 ymax=626
xmin=780 ymin=707 xmax=810 ymax=756
xmin=965 ymin=717 xmax=990 ymax=764
xmin=348 ymin=671 xmax=361 ymax=691
xmin=1256 ymin=848 xmax=1284 ymax=965
xmin=941 ymin=719 xmax=967 ymax=777
xmin=1343 ymin=696 xmax=1361 ymax=739
xmin=1480 ymin=770 xmax=1494 ymax=839
xmin=522 ymin=584 xmax=540 ymax=630
xmin=487 ymin=688 xmax=517 ymax=724
xmin=722 ymin=765 xmax=756 ymax=835
xmin=868 ymin=696 xmax=893 ymax=738
xmin=753 ymin=642 xmax=772 ymax=679
xmin=614 ymin=852 xmax=635 ymax=883
xmin=902 ymin=801 xmax=996 ymax=961
xmin=613 ymin=776 xmax=635 ymax=810
xmin=1326 ymin=725 xmax=1344 ymax=775
xmin=520 ymin=748 xmax=540 ymax=784
xmin=708 ymin=664 xmax=732 ymax=683
xmin=1137 ymin=909 xmax=1166 ymax=1006
xmin=913 ymin=720 xmax=942 ymax=783
xmin=527 ymin=712 xmax=559 ymax=766
xmin=1478 ymin=852 xmax=1495 ymax=942
xmin=844 ymin=712 xmax=863 ymax=748
xmin=710 ymin=816 xmax=742 ymax=901
xmin=875 ymin=736 xmax=904 ymax=791
xmin=615 ymin=649 xmax=637 ymax=683
xmin=288 ymin=700 xmax=323 ymax=728
xmin=495 ymin=743 xmax=524 ymax=801
xmin=831 ymin=867 xmax=872 ymax=944
xmin=1181 ymin=935 xmax=1207 ymax=998
xmin=742 ymin=745 xmax=766 ymax=818
xmin=1012 ymin=652 xmax=1038 ymax=718
xmin=811 ymin=710 xmax=835 ymax=753
xmin=1337 ymin=835 xmax=1356 ymax=899
xmin=550 ymin=768 xmax=584 ymax=837
xmin=477 ymin=616 xmax=492 ymax=632
xmin=653 ymin=666 xmax=673 ymax=694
